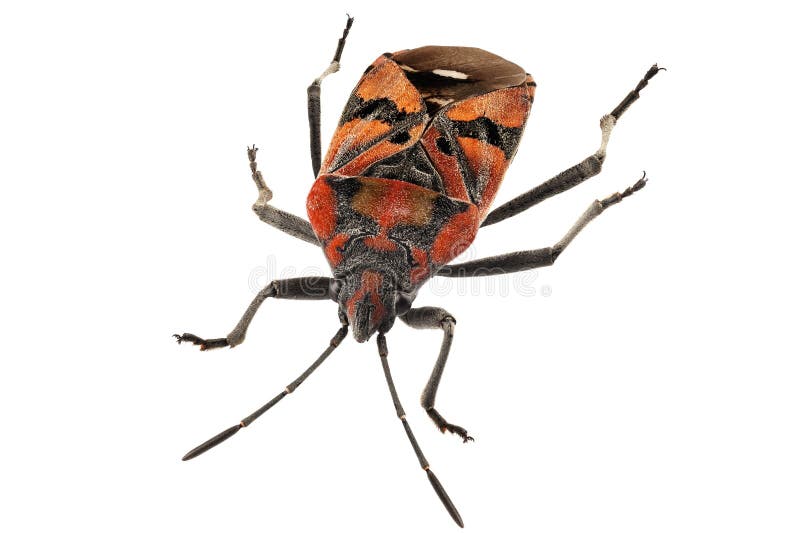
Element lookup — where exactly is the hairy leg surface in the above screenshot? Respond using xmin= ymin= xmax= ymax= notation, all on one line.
xmin=248 ymin=146 xmax=320 ymax=245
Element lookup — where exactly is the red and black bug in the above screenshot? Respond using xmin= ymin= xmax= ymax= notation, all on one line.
xmin=175 ymin=16 xmax=661 ymax=527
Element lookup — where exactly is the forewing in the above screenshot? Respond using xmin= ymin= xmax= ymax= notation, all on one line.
xmin=391 ymin=47 xmax=535 ymax=220
xmin=420 ymin=75 xmax=534 ymax=220
xmin=321 ymin=48 xmax=535 ymax=222
xmin=320 ymin=55 xmax=428 ymax=177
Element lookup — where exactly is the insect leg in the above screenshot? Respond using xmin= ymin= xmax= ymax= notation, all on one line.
xmin=377 ymin=334 xmax=464 ymax=528
xmin=174 ymin=276 xmax=333 ymax=350
xmin=307 ymin=15 xmax=354 ymax=177
xmin=438 ymin=173 xmax=647 ymax=277
xmin=181 ymin=325 xmax=348 ymax=461
xmin=399 ymin=307 xmax=473 ymax=443
xmin=248 ymin=146 xmax=320 ymax=244
xmin=482 ymin=64 xmax=662 ymax=227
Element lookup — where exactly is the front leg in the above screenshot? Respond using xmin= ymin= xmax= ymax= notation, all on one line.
xmin=400 ymin=307 xmax=473 ymax=443
xmin=248 ymin=146 xmax=320 ymax=245
xmin=174 ymin=277 xmax=333 ymax=350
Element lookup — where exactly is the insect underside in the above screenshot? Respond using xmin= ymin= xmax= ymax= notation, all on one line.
xmin=175 ymin=16 xmax=662 ymax=527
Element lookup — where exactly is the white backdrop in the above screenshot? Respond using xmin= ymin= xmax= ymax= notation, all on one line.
xmin=2 ymin=1 xmax=798 ymax=532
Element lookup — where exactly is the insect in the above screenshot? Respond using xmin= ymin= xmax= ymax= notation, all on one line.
xmin=175 ymin=16 xmax=661 ymax=527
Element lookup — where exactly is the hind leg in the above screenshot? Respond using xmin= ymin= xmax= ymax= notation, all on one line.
xmin=307 ymin=15 xmax=354 ymax=177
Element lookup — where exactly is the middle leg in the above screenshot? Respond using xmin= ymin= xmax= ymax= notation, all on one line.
xmin=438 ymin=174 xmax=647 ymax=277
xmin=400 ymin=306 xmax=474 ymax=443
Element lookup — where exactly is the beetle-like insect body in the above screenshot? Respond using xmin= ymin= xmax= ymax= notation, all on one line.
xmin=307 ymin=46 xmax=535 ymax=343
xmin=175 ymin=16 xmax=661 ymax=527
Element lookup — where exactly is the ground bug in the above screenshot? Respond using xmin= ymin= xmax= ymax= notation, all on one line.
xmin=174 ymin=16 xmax=662 ymax=527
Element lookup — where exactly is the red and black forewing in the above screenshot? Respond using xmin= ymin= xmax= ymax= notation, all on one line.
xmin=313 ymin=46 xmax=536 ymax=279
xmin=320 ymin=54 xmax=428 ymax=177
xmin=392 ymin=46 xmax=536 ymax=219
xmin=321 ymin=48 xmax=534 ymax=217
xmin=421 ymin=76 xmax=535 ymax=219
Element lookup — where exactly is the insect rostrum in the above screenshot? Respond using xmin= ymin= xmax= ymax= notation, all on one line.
xmin=174 ymin=16 xmax=661 ymax=527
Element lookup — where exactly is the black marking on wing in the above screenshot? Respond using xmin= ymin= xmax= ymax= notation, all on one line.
xmin=452 ymin=117 xmax=523 ymax=159
xmin=326 ymin=93 xmax=427 ymax=173
xmin=423 ymin=113 xmax=479 ymax=205
xmin=426 ymin=113 xmax=523 ymax=206
xmin=435 ymin=135 xmax=454 ymax=156
xmin=389 ymin=131 xmax=411 ymax=144
xmin=342 ymin=96 xmax=413 ymax=125
xmin=363 ymin=144 xmax=445 ymax=193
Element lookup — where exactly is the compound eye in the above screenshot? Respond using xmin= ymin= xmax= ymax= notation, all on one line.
xmin=329 ymin=278 xmax=344 ymax=300
xmin=394 ymin=291 xmax=414 ymax=315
